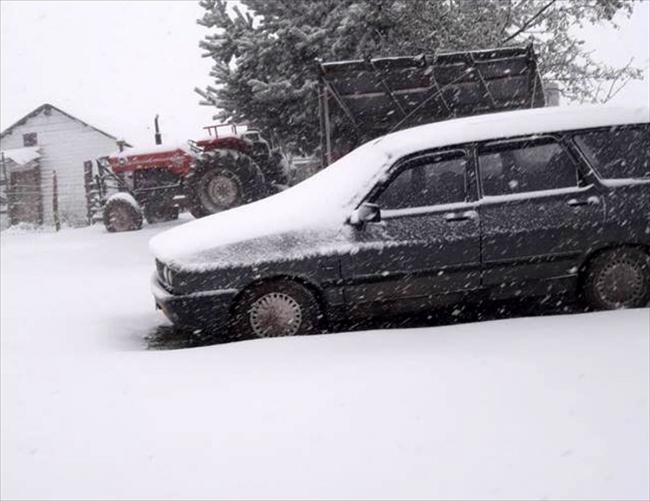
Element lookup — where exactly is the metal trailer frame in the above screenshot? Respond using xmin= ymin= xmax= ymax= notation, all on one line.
xmin=317 ymin=44 xmax=546 ymax=167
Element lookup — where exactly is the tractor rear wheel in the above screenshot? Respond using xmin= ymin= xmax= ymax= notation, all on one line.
xmin=103 ymin=194 xmax=143 ymax=232
xmin=185 ymin=149 xmax=266 ymax=219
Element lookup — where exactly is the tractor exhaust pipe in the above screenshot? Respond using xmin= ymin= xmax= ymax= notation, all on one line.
xmin=154 ymin=115 xmax=162 ymax=145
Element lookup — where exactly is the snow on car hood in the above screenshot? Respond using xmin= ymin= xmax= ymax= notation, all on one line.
xmin=149 ymin=143 xmax=393 ymax=269
xmin=150 ymin=104 xmax=649 ymax=269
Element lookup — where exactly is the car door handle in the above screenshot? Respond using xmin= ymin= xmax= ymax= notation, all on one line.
xmin=444 ymin=210 xmax=478 ymax=222
xmin=568 ymin=196 xmax=600 ymax=207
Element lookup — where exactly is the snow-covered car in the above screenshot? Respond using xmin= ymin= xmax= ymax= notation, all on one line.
xmin=150 ymin=105 xmax=650 ymax=340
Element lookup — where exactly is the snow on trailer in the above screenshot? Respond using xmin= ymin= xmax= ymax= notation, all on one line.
xmin=317 ymin=44 xmax=547 ymax=165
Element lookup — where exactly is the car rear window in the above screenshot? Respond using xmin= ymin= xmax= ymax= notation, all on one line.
xmin=478 ymin=138 xmax=578 ymax=196
xmin=574 ymin=125 xmax=650 ymax=179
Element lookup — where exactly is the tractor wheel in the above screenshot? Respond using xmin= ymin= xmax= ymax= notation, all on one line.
xmin=582 ymin=247 xmax=650 ymax=310
xmin=103 ymin=194 xmax=143 ymax=232
xmin=144 ymin=204 xmax=179 ymax=224
xmin=185 ymin=149 xmax=266 ymax=219
xmin=230 ymin=280 xmax=324 ymax=340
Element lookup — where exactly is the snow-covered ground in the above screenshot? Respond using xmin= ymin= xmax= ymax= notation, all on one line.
xmin=1 ymin=216 xmax=648 ymax=501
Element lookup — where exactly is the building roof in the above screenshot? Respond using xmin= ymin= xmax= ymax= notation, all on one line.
xmin=0 ymin=103 xmax=130 ymax=146
xmin=2 ymin=146 xmax=41 ymax=165
xmin=1 ymin=146 xmax=41 ymax=173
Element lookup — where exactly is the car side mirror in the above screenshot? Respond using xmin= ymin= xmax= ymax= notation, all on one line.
xmin=349 ymin=202 xmax=381 ymax=226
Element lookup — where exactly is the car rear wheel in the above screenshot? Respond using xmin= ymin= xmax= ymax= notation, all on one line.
xmin=583 ymin=247 xmax=650 ymax=310
xmin=103 ymin=195 xmax=143 ymax=232
xmin=230 ymin=281 xmax=323 ymax=340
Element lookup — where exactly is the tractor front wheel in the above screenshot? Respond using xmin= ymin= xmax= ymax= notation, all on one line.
xmin=103 ymin=194 xmax=143 ymax=232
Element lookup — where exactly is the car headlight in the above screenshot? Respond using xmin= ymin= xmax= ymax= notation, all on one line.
xmin=162 ymin=265 xmax=174 ymax=287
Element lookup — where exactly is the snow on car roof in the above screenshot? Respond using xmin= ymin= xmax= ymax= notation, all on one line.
xmin=150 ymin=104 xmax=649 ymax=266
xmin=372 ymin=103 xmax=649 ymax=160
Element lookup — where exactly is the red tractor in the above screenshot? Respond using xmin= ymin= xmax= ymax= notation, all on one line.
xmin=94 ymin=121 xmax=290 ymax=232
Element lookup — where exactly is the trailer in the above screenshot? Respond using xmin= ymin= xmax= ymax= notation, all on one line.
xmin=316 ymin=44 xmax=547 ymax=166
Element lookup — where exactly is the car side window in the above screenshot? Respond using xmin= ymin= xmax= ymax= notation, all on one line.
xmin=375 ymin=153 xmax=467 ymax=210
xmin=478 ymin=138 xmax=578 ymax=196
xmin=573 ymin=125 xmax=650 ymax=179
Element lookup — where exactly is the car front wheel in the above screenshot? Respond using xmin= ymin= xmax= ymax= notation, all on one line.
xmin=583 ymin=247 xmax=650 ymax=310
xmin=230 ymin=281 xmax=323 ymax=340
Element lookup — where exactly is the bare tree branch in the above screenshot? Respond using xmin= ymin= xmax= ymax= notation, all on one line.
xmin=604 ymin=58 xmax=635 ymax=102
xmin=501 ymin=0 xmax=557 ymax=44
xmin=500 ymin=0 xmax=513 ymax=38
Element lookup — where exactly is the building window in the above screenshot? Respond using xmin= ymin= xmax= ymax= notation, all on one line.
xmin=23 ymin=133 xmax=38 ymax=147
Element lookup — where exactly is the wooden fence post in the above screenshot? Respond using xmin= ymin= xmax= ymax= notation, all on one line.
xmin=84 ymin=160 xmax=93 ymax=225
xmin=52 ymin=170 xmax=60 ymax=231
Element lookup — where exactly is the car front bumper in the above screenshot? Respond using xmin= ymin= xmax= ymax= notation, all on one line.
xmin=151 ymin=273 xmax=238 ymax=333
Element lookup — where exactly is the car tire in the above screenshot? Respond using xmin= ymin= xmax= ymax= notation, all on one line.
xmin=186 ymin=149 xmax=266 ymax=219
xmin=583 ymin=247 xmax=650 ymax=310
xmin=103 ymin=194 xmax=144 ymax=232
xmin=230 ymin=280 xmax=323 ymax=340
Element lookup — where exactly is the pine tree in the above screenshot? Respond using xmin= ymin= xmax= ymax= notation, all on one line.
xmin=196 ymin=0 xmax=642 ymax=155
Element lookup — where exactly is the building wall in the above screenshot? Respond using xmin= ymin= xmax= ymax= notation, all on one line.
xmin=0 ymin=163 xmax=7 ymax=230
xmin=0 ymin=108 xmax=118 ymax=226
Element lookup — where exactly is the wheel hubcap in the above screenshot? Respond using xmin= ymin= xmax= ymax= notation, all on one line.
xmin=109 ymin=206 xmax=131 ymax=231
xmin=249 ymin=292 xmax=303 ymax=337
xmin=199 ymin=170 xmax=241 ymax=212
xmin=595 ymin=257 xmax=644 ymax=308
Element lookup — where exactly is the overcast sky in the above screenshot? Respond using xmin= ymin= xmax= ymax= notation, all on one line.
xmin=1 ymin=0 xmax=648 ymax=148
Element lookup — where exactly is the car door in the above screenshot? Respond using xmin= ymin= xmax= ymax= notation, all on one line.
xmin=476 ymin=134 xmax=606 ymax=295
xmin=340 ymin=149 xmax=481 ymax=318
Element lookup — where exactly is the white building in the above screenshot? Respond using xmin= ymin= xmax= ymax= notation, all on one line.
xmin=0 ymin=103 xmax=124 ymax=228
